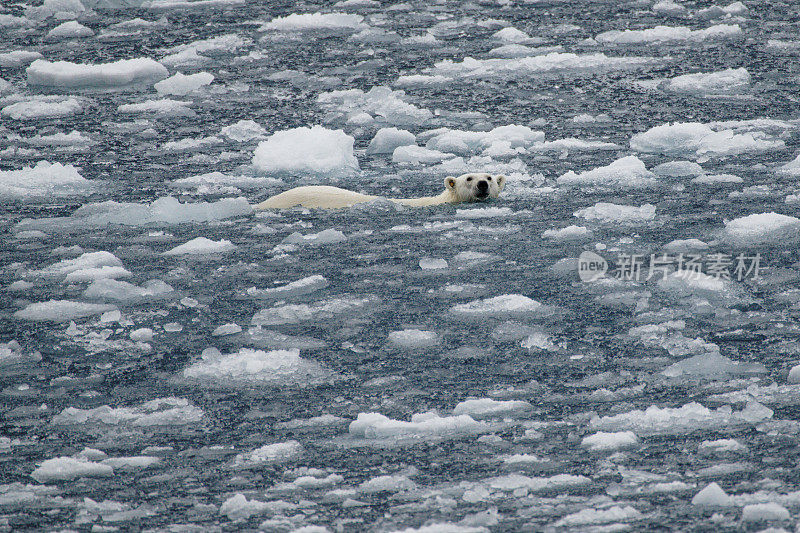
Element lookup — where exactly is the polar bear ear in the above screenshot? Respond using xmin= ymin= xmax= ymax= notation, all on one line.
xmin=495 ymin=175 xmax=506 ymax=190
xmin=444 ymin=176 xmax=457 ymax=190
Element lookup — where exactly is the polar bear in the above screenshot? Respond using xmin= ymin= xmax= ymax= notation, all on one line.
xmin=254 ymin=173 xmax=506 ymax=209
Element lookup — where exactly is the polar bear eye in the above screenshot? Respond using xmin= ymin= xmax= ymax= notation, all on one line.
xmin=487 ymin=177 xmax=492 ymax=181
xmin=466 ymin=177 xmax=472 ymax=182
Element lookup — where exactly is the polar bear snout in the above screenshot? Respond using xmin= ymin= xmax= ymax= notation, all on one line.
xmin=476 ymin=179 xmax=489 ymax=196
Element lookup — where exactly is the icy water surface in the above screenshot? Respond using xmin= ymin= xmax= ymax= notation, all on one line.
xmin=3 ymin=0 xmax=800 ymax=531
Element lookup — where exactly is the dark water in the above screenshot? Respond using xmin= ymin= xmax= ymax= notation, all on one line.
xmin=2 ymin=0 xmax=800 ymax=531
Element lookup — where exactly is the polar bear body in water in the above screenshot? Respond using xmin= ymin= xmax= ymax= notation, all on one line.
xmin=255 ymin=173 xmax=506 ymax=209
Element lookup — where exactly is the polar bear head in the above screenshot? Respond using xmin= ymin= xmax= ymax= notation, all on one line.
xmin=445 ymin=173 xmax=506 ymax=203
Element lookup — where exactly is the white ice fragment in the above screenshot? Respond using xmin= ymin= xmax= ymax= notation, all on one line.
xmin=366 ymin=127 xmax=416 ymax=155
xmin=253 ymin=126 xmax=358 ymax=176
xmin=27 ymin=58 xmax=168 ymax=88
xmin=212 ymin=323 xmax=242 ymax=336
xmin=0 ymin=162 xmax=94 ymax=199
xmin=317 ymin=86 xmax=432 ymax=126
xmin=2 ymin=97 xmax=83 ymax=120
xmin=741 ymin=502 xmax=790 ymax=521
xmin=349 ymin=411 xmax=491 ymax=440
xmin=246 ymin=275 xmax=329 ymax=299
xmin=259 ymin=12 xmax=366 ymax=31
xmin=490 ymin=473 xmax=591 ymax=492
xmin=453 ymin=398 xmax=532 ymax=418
xmin=233 ymin=440 xmax=303 ymax=468
xmin=182 ymin=348 xmax=337 ymax=386
xmin=557 ymin=155 xmax=658 ymax=188
xmin=554 ymin=505 xmax=643 ymax=527
xmin=581 ymin=431 xmax=639 ymax=451
xmin=281 ymin=229 xmax=346 ymax=246
xmin=220 ymin=120 xmax=267 ymax=142
xmin=52 ymin=397 xmax=203 ymax=426
xmin=388 ymin=329 xmax=439 ymax=349
xmin=117 ymin=98 xmax=195 ymax=116
xmin=46 ymin=20 xmax=94 ymax=40
xmin=163 ymin=237 xmax=236 ymax=255
xmin=542 ymin=225 xmax=590 ymax=241
xmin=31 ymin=457 xmax=113 ymax=483
xmin=154 ymin=71 xmax=214 ymax=96
xmin=359 ymin=474 xmax=416 ymax=494
xmin=220 ymin=493 xmax=274 ymax=520
xmin=574 ymin=202 xmax=656 ymax=223
xmin=451 ymin=294 xmax=546 ymax=319
xmin=420 ymin=258 xmax=448 ymax=270
xmin=129 ymin=328 xmax=154 ymax=342
xmin=392 ymin=145 xmax=452 ymax=165
xmin=631 ymin=122 xmax=784 ymax=157
xmin=596 ymin=24 xmax=741 ymax=44
xmin=251 ymin=296 xmax=378 ymax=326
xmin=14 ymin=300 xmax=116 ymax=322
xmin=665 ymin=68 xmax=751 ymax=95
xmin=82 ymin=279 xmax=173 ymax=302
xmin=720 ymin=212 xmax=800 ymax=247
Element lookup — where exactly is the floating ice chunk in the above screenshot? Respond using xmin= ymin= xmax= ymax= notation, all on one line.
xmin=14 ymin=300 xmax=116 ymax=322
xmin=652 ymin=0 xmax=686 ymax=14
xmin=212 ymin=323 xmax=241 ymax=336
xmin=282 ymin=229 xmax=346 ymax=247
xmin=741 ymin=502 xmax=790 ymax=521
xmin=163 ymin=237 xmax=236 ymax=256
xmin=419 ymin=258 xmax=448 ymax=270
xmin=706 ymin=383 xmax=800 ymax=406
xmin=349 ymin=411 xmax=491 ymax=440
xmin=451 ymin=294 xmax=543 ymax=319
xmin=581 ymin=431 xmax=639 ymax=451
xmin=426 ymin=125 xmax=544 ymax=156
xmin=359 ymin=474 xmax=416 ymax=494
xmin=542 ymin=225 xmax=590 ymax=241
xmin=699 ymin=439 xmax=747 ymax=454
xmin=388 ymin=329 xmax=439 ymax=349
xmin=529 ymin=138 xmax=619 ymax=152
xmin=31 ymin=457 xmax=113 ymax=483
xmin=691 ymin=173 xmax=743 ymax=185
xmin=554 ymin=506 xmax=643 ymax=527
xmin=259 ymin=12 xmax=366 ymax=31
xmin=430 ymin=52 xmax=655 ymax=80
xmin=658 ymin=270 xmax=733 ymax=297
xmin=233 ymin=440 xmax=303 ymax=468
xmin=490 ymin=473 xmax=591 ymax=492
xmin=245 ymin=275 xmax=329 ymax=299
xmin=183 ymin=347 xmax=337 ymax=386
xmin=394 ymin=74 xmax=452 ymax=86
xmin=46 ymin=20 xmax=94 ymax=40
xmin=318 ymin=86 xmax=432 ymax=126
xmin=13 ymin=130 xmax=95 ymax=149
xmin=117 ymin=98 xmax=194 ymax=116
xmin=145 ymin=0 xmax=244 ymax=8
xmin=52 ymin=397 xmax=204 ymax=426
xmin=0 ymin=341 xmax=42 ymax=366
xmin=15 ymin=196 xmax=252 ymax=232
xmin=652 ymin=161 xmax=704 ymax=177
xmin=720 ymin=212 xmax=800 ymax=246
xmin=29 ymin=251 xmax=122 ymax=279
xmin=596 ymin=24 xmax=741 ymax=44
xmin=253 ymin=126 xmax=358 ymax=176
xmin=220 ymin=119 xmax=267 ymax=142
xmin=788 ymin=364 xmax=800 ymax=384
xmin=557 ymin=155 xmax=658 ymax=188
xmin=83 ymin=279 xmax=173 ymax=302
xmin=366 ymin=127 xmax=416 ymax=155
xmin=630 ymin=122 xmax=784 ymax=156
xmin=129 ymin=328 xmax=154 ymax=342
xmin=452 ymin=398 xmax=532 ymax=418
xmin=455 ymin=207 xmax=513 ymax=219
xmin=589 ymin=402 xmax=772 ymax=436
xmin=154 ymin=71 xmax=213 ymax=96
xmin=493 ymin=27 xmax=538 ymax=44
xmin=662 ymin=351 xmax=765 ymax=378
xmin=2 ymin=96 xmax=83 ymax=120
xmin=0 ymin=15 xmax=32 ymax=29
xmin=0 ymin=51 xmax=42 ymax=68
xmin=392 ymin=145 xmax=452 ymax=164
xmin=574 ymin=202 xmax=656 ymax=223
xmin=0 ymin=161 xmax=94 ymax=199
xmin=252 ymin=296 xmax=378 ymax=325
xmin=27 ymin=58 xmax=168 ymax=88
xmin=665 ymin=68 xmax=751 ymax=95
xmin=692 ymin=482 xmax=733 ymax=506
xmin=25 ymin=0 xmax=89 ymax=20
xmin=170 ymin=171 xmax=280 ymax=190
xmin=220 ymin=493 xmax=274 ymax=520
xmin=161 ymin=135 xmax=222 ymax=152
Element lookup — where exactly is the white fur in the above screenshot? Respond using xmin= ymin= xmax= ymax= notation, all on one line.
xmin=255 ymin=173 xmax=506 ymax=210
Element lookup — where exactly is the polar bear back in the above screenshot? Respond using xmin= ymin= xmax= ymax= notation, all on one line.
xmin=255 ymin=185 xmax=379 ymax=209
